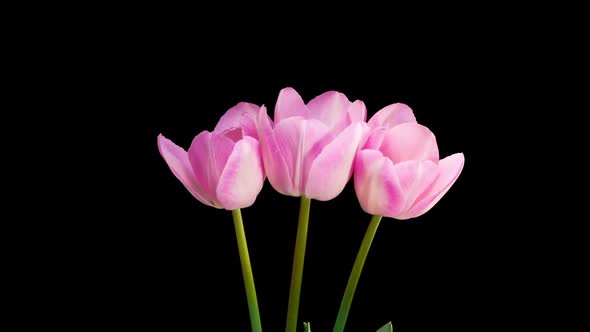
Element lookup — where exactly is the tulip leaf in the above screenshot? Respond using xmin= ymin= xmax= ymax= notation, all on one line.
xmin=303 ymin=322 xmax=311 ymax=332
xmin=376 ymin=321 xmax=393 ymax=332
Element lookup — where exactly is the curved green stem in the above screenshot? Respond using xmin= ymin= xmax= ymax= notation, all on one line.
xmin=286 ymin=196 xmax=312 ymax=332
xmin=333 ymin=215 xmax=383 ymax=332
xmin=232 ymin=209 xmax=262 ymax=332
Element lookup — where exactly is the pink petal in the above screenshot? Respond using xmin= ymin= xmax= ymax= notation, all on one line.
xmin=186 ymin=131 xmax=216 ymax=203
xmin=257 ymin=106 xmax=296 ymax=196
xmin=362 ymin=127 xmax=387 ymax=150
xmin=402 ymin=153 xmax=464 ymax=219
xmin=157 ymin=134 xmax=215 ymax=208
xmin=275 ymin=87 xmax=309 ymax=122
xmin=380 ymin=123 xmax=439 ymax=164
xmin=306 ymin=90 xmax=351 ymax=129
xmin=273 ymin=116 xmax=332 ymax=194
xmin=214 ymin=102 xmax=260 ymax=139
xmin=216 ymin=137 xmax=265 ymax=210
xmin=347 ymin=100 xmax=367 ymax=123
xmin=354 ymin=150 xmax=404 ymax=216
xmin=368 ymin=103 xmax=417 ymax=129
xmin=326 ymin=99 xmax=368 ymax=135
xmin=354 ymin=152 xmax=440 ymax=219
xmin=187 ymin=131 xmax=235 ymax=207
xmin=389 ymin=160 xmax=440 ymax=219
xmin=305 ymin=123 xmax=365 ymax=200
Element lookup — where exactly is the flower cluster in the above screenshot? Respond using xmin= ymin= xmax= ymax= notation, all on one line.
xmin=158 ymin=87 xmax=464 ymax=332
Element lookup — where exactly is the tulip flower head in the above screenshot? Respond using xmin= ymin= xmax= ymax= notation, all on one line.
xmin=257 ymin=87 xmax=368 ymax=200
xmin=157 ymin=91 xmax=466 ymax=332
xmin=158 ymin=102 xmax=265 ymax=210
xmin=355 ymin=103 xmax=464 ymax=219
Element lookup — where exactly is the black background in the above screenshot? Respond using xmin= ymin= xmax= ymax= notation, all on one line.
xmin=121 ymin=44 xmax=495 ymax=331
xmin=53 ymin=9 xmax=538 ymax=332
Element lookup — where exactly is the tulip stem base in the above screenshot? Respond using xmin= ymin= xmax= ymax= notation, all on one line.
xmin=286 ymin=196 xmax=312 ymax=332
xmin=232 ymin=209 xmax=262 ymax=332
xmin=333 ymin=214 xmax=383 ymax=332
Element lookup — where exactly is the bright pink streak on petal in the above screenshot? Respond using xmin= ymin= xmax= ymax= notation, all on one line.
xmin=354 ymin=150 xmax=404 ymax=216
xmin=187 ymin=132 xmax=234 ymax=207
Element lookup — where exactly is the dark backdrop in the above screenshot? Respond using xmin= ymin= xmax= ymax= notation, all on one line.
xmin=80 ymin=14 xmax=521 ymax=332
xmin=120 ymin=60 xmax=491 ymax=332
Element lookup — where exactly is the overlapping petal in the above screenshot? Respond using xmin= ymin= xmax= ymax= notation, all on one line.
xmin=216 ymin=137 xmax=265 ymax=209
xmin=257 ymin=106 xmax=296 ymax=196
xmin=260 ymin=87 xmax=367 ymax=200
xmin=214 ymin=102 xmax=260 ymax=139
xmin=367 ymin=103 xmax=416 ymax=129
xmin=157 ymin=134 xmax=215 ymax=207
xmin=275 ymin=87 xmax=309 ymax=122
xmin=158 ymin=103 xmax=266 ymax=209
xmin=307 ymin=91 xmax=351 ymax=128
xmin=306 ymin=122 xmax=365 ymax=200
xmin=355 ymin=111 xmax=463 ymax=219
xmin=354 ymin=150 xmax=400 ymax=216
xmin=402 ymin=153 xmax=464 ymax=219
xmin=380 ymin=123 xmax=439 ymax=164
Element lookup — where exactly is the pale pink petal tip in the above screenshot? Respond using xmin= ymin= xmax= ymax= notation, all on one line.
xmin=401 ymin=153 xmax=465 ymax=219
xmin=214 ymin=102 xmax=260 ymax=139
xmin=275 ymin=87 xmax=308 ymax=122
xmin=368 ymin=103 xmax=417 ymax=129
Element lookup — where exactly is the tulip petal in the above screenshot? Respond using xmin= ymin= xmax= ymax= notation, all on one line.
xmin=354 ymin=150 xmax=404 ymax=216
xmin=216 ymin=137 xmax=265 ymax=210
xmin=214 ymin=102 xmax=260 ymax=138
xmin=307 ymin=90 xmax=351 ymax=128
xmin=390 ymin=160 xmax=440 ymax=219
xmin=274 ymin=116 xmax=332 ymax=193
xmin=257 ymin=106 xmax=296 ymax=196
xmin=402 ymin=153 xmax=464 ymax=219
xmin=380 ymin=123 xmax=439 ymax=164
xmin=347 ymin=99 xmax=367 ymax=123
xmin=368 ymin=103 xmax=417 ymax=129
xmin=328 ymin=99 xmax=368 ymax=135
xmin=187 ymin=131 xmax=235 ymax=207
xmin=362 ymin=127 xmax=387 ymax=150
xmin=305 ymin=123 xmax=365 ymax=200
xmin=275 ymin=87 xmax=308 ymax=122
xmin=354 ymin=151 xmax=440 ymax=219
xmin=157 ymin=134 xmax=215 ymax=207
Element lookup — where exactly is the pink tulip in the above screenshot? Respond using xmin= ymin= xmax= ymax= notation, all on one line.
xmin=158 ymin=102 xmax=265 ymax=210
xmin=257 ymin=87 xmax=368 ymax=200
xmin=354 ymin=103 xmax=464 ymax=219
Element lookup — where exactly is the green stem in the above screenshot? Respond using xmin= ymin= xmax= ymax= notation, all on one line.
xmin=333 ymin=215 xmax=383 ymax=332
xmin=232 ymin=209 xmax=262 ymax=332
xmin=286 ymin=196 xmax=312 ymax=332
